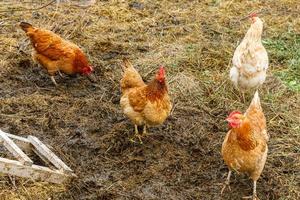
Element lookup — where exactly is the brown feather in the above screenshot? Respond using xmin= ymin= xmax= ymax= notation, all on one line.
xmin=20 ymin=24 xmax=90 ymax=76
xmin=234 ymin=120 xmax=257 ymax=151
xmin=120 ymin=61 xmax=172 ymax=127
xmin=145 ymin=79 xmax=167 ymax=102
xmin=222 ymin=91 xmax=268 ymax=181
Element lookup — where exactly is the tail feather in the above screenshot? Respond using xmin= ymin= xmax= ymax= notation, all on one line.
xmin=19 ymin=22 xmax=33 ymax=32
xmin=246 ymin=90 xmax=262 ymax=115
xmin=120 ymin=58 xmax=145 ymax=92
xmin=122 ymin=58 xmax=134 ymax=71
xmin=251 ymin=90 xmax=260 ymax=106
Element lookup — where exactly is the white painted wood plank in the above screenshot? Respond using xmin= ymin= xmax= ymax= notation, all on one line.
xmin=0 ymin=131 xmax=33 ymax=166
xmin=0 ymin=157 xmax=71 ymax=184
xmin=4 ymin=132 xmax=32 ymax=153
xmin=27 ymin=136 xmax=73 ymax=173
xmin=5 ymin=132 xmax=30 ymax=143
xmin=32 ymin=148 xmax=53 ymax=168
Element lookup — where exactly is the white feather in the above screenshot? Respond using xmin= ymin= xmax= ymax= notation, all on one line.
xmin=229 ymin=66 xmax=239 ymax=88
xmin=230 ymin=17 xmax=268 ymax=91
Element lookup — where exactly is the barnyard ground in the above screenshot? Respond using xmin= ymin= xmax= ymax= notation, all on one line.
xmin=0 ymin=0 xmax=299 ymax=199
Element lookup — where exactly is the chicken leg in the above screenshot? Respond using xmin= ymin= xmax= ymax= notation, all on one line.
xmin=142 ymin=125 xmax=147 ymax=136
xmin=33 ymin=53 xmax=59 ymax=86
xmin=242 ymin=181 xmax=259 ymax=200
xmin=221 ymin=170 xmax=232 ymax=195
xmin=58 ymin=70 xmax=64 ymax=78
xmin=50 ymin=76 xmax=58 ymax=86
xmin=129 ymin=124 xmax=143 ymax=144
xmin=241 ymin=91 xmax=246 ymax=103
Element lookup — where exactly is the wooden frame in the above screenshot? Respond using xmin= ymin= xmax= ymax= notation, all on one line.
xmin=0 ymin=130 xmax=76 ymax=184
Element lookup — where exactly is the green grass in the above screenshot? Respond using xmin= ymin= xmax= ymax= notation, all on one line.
xmin=264 ymin=33 xmax=300 ymax=91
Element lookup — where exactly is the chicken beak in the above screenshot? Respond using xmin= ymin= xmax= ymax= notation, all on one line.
xmin=87 ymin=73 xmax=97 ymax=83
xmin=225 ymin=117 xmax=232 ymax=123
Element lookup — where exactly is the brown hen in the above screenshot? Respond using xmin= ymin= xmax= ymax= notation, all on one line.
xmin=221 ymin=91 xmax=269 ymax=200
xmin=20 ymin=22 xmax=95 ymax=86
xmin=120 ymin=58 xmax=172 ymax=143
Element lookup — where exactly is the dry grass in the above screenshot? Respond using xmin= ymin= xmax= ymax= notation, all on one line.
xmin=0 ymin=0 xmax=299 ymax=199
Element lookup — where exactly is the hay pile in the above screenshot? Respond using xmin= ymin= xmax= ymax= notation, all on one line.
xmin=0 ymin=0 xmax=299 ymax=199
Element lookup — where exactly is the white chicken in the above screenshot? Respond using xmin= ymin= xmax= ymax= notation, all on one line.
xmin=230 ymin=13 xmax=268 ymax=100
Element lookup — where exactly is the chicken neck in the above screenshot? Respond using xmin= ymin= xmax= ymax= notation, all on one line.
xmin=146 ymin=79 xmax=167 ymax=102
xmin=233 ymin=119 xmax=257 ymax=151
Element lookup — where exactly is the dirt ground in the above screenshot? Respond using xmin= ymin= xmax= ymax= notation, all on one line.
xmin=0 ymin=0 xmax=299 ymax=200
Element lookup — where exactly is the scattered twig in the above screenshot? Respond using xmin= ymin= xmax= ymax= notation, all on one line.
xmin=240 ymin=9 xmax=268 ymax=21
xmin=0 ymin=0 xmax=56 ymax=13
xmin=8 ymin=175 xmax=16 ymax=189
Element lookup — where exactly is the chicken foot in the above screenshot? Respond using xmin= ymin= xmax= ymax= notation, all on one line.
xmin=129 ymin=124 xmax=143 ymax=144
xmin=242 ymin=181 xmax=259 ymax=200
xmin=221 ymin=170 xmax=232 ymax=195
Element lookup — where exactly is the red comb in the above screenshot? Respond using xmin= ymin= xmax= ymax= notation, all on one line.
xmin=249 ymin=12 xmax=257 ymax=18
xmin=159 ymin=66 xmax=165 ymax=74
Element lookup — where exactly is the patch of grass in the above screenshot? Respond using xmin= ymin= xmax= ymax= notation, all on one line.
xmin=264 ymin=33 xmax=300 ymax=91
